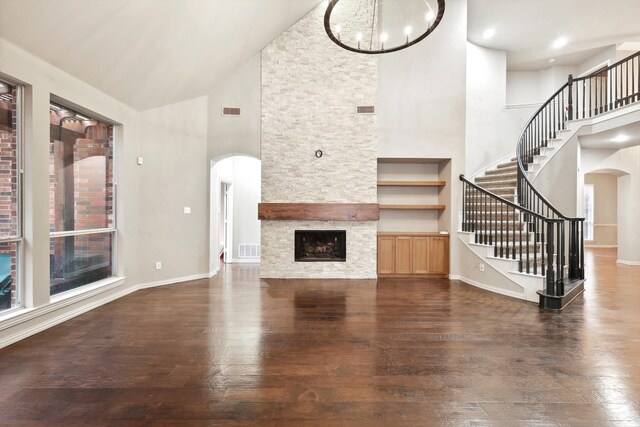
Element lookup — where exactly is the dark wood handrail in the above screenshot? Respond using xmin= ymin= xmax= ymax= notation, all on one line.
xmin=515 ymin=83 xmax=569 ymax=219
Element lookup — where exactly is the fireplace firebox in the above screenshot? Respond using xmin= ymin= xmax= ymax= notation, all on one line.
xmin=294 ymin=230 xmax=346 ymax=262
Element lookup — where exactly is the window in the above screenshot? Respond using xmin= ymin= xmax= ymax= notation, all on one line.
xmin=49 ymin=102 xmax=115 ymax=295
xmin=0 ymin=79 xmax=22 ymax=312
xmin=584 ymin=184 xmax=594 ymax=241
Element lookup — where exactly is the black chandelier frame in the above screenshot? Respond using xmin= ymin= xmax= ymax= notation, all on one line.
xmin=323 ymin=0 xmax=446 ymax=55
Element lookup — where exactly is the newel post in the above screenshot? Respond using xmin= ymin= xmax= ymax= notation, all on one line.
xmin=567 ymin=74 xmax=574 ymax=121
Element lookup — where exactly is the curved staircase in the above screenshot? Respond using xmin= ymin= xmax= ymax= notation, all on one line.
xmin=459 ymin=50 xmax=640 ymax=310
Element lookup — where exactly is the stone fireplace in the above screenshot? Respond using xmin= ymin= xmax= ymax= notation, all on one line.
xmin=294 ymin=230 xmax=346 ymax=262
xmin=259 ymin=0 xmax=377 ymax=279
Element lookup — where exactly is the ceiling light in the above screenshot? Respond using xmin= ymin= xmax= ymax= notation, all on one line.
xmin=482 ymin=28 xmax=495 ymax=39
xmin=549 ymin=58 xmax=555 ymax=64
xmin=552 ymin=37 xmax=568 ymax=49
xmin=612 ymin=134 xmax=629 ymax=143
xmin=325 ymin=0 xmax=445 ymax=55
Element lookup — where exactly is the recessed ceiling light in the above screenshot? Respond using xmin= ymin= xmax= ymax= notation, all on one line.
xmin=549 ymin=58 xmax=556 ymax=64
xmin=612 ymin=134 xmax=629 ymax=143
xmin=552 ymin=37 xmax=568 ymax=49
xmin=483 ymin=28 xmax=495 ymax=40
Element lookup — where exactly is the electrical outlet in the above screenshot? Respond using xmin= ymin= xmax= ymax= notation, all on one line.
xmin=155 ymin=261 xmax=162 ymax=270
xmin=184 ymin=207 xmax=191 ymax=214
xmin=479 ymin=263 xmax=485 ymax=272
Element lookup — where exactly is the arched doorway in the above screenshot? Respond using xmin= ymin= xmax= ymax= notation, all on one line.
xmin=209 ymin=154 xmax=261 ymax=275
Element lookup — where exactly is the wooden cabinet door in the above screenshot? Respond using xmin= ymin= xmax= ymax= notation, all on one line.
xmin=428 ymin=237 xmax=449 ymax=275
xmin=412 ymin=237 xmax=429 ymax=274
xmin=395 ymin=236 xmax=413 ymax=274
xmin=377 ymin=236 xmax=396 ymax=274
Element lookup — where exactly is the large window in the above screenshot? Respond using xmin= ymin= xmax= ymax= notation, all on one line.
xmin=584 ymin=184 xmax=594 ymax=241
xmin=0 ymin=79 xmax=21 ymax=312
xmin=49 ymin=102 xmax=115 ymax=295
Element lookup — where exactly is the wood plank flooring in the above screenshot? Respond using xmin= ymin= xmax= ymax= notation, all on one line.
xmin=0 ymin=248 xmax=639 ymax=425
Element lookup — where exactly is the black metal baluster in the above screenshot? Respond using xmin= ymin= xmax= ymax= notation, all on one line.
xmin=546 ymin=222 xmax=554 ymax=295
xmin=533 ymin=217 xmax=538 ymax=275
xmin=609 ymin=68 xmax=613 ymax=111
xmin=500 ymin=201 xmax=504 ymax=258
xmin=519 ymin=208 xmax=523 ymax=272
xmin=513 ymin=207 xmax=517 ymax=260
xmin=541 ymin=218 xmax=545 ymax=277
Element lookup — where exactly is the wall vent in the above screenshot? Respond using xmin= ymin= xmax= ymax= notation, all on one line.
xmin=222 ymin=107 xmax=241 ymax=117
xmin=239 ymin=244 xmax=260 ymax=258
xmin=356 ymin=105 xmax=375 ymax=115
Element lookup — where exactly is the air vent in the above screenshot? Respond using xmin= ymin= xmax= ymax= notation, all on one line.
xmin=356 ymin=105 xmax=375 ymax=115
xmin=222 ymin=107 xmax=241 ymax=117
xmin=239 ymin=244 xmax=260 ymax=259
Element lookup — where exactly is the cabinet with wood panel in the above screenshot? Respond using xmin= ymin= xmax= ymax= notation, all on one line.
xmin=377 ymin=233 xmax=449 ymax=278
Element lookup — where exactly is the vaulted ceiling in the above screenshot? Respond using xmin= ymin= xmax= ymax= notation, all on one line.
xmin=0 ymin=0 xmax=318 ymax=110
xmin=2 ymin=0 xmax=640 ymax=110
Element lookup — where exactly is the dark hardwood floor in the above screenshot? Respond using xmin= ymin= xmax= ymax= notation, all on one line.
xmin=0 ymin=248 xmax=639 ymax=425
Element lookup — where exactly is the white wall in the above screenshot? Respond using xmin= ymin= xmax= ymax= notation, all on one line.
xmin=533 ymin=136 xmax=580 ymax=217
xmin=465 ymin=42 xmax=532 ymax=176
xmin=207 ymin=54 xmax=261 ymax=160
xmin=0 ymin=37 xmax=211 ymax=346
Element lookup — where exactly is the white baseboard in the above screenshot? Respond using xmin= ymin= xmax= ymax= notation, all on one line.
xmin=230 ymin=258 xmax=260 ymax=264
xmin=585 ymin=245 xmax=617 ymax=248
xmin=617 ymin=259 xmax=640 ymax=266
xmin=449 ymin=274 xmax=526 ymax=301
xmin=0 ymin=282 xmax=135 ymax=349
xmin=137 ymin=272 xmax=212 ymax=290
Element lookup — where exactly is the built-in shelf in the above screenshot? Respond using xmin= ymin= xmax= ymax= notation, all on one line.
xmin=379 ymin=204 xmax=446 ymax=210
xmin=377 ymin=180 xmax=446 ymax=187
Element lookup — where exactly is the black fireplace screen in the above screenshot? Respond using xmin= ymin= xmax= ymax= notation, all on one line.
xmin=294 ymin=230 xmax=346 ymax=262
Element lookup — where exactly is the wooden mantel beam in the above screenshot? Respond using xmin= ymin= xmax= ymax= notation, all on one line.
xmin=258 ymin=203 xmax=380 ymax=221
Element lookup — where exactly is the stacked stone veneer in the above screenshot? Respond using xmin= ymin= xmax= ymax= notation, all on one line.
xmin=260 ymin=1 xmax=378 ymax=279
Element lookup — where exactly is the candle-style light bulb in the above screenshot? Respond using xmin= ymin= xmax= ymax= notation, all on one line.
xmin=404 ymin=26 xmax=412 ymax=44
xmin=380 ymin=32 xmax=388 ymax=49
xmin=356 ymin=32 xmax=363 ymax=49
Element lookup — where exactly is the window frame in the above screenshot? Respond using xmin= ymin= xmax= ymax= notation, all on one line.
xmin=48 ymin=101 xmax=117 ymax=296
xmin=0 ymin=79 xmax=24 ymax=314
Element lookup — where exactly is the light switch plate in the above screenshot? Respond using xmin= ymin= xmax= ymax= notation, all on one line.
xmin=137 ymin=157 xmax=143 ymax=165
xmin=184 ymin=207 xmax=191 ymax=214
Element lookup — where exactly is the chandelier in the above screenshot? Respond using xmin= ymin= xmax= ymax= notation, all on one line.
xmin=324 ymin=0 xmax=445 ymax=54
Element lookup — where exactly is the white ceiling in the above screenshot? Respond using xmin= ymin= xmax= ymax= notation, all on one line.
xmin=0 ymin=0 xmax=318 ymax=110
xmin=468 ymin=0 xmax=640 ymax=71
xmin=579 ymin=121 xmax=640 ymax=150
xmin=3 ymin=0 xmax=640 ymax=110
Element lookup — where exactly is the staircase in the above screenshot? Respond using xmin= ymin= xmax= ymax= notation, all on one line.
xmin=459 ymin=50 xmax=640 ymax=310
